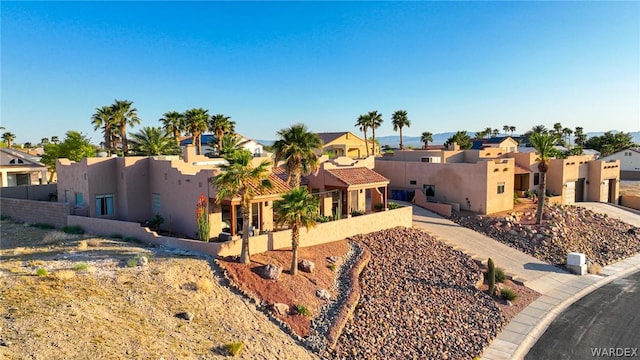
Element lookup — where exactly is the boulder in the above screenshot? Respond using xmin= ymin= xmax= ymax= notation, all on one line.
xmin=316 ymin=289 xmax=331 ymax=301
xmin=272 ymin=303 xmax=290 ymax=316
xmin=137 ymin=256 xmax=149 ymax=266
xmin=175 ymin=311 xmax=194 ymax=321
xmin=299 ymin=259 xmax=315 ymax=273
xmin=326 ymin=256 xmax=341 ymax=264
xmin=258 ymin=264 xmax=281 ymax=280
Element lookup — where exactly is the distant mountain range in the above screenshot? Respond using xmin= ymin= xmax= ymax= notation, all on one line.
xmin=259 ymin=131 xmax=640 ymax=149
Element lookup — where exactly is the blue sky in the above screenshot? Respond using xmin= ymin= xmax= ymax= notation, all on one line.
xmin=2 ymin=1 xmax=638 ymax=145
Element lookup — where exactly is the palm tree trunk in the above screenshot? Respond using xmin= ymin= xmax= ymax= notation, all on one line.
xmin=363 ymin=129 xmax=369 ymax=157
xmin=216 ymin=129 xmax=223 ymax=152
xmin=535 ymin=171 xmax=547 ymax=224
xmin=239 ymin=203 xmax=251 ymax=264
xmin=399 ymin=127 xmax=404 ymax=150
xmin=121 ymin=126 xmax=128 ymax=156
xmin=371 ymin=128 xmax=376 ymax=156
xmin=290 ymin=223 xmax=299 ymax=275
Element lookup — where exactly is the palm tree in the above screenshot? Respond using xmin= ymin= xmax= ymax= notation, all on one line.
xmin=562 ymin=128 xmax=573 ymax=146
xmin=530 ymin=132 xmax=560 ymax=224
xmin=553 ymin=122 xmax=563 ymax=136
xmin=218 ymin=133 xmax=246 ymax=158
xmin=355 ymin=114 xmax=370 ymax=157
xmin=503 ymin=125 xmax=510 ymax=135
xmin=92 ymin=105 xmax=115 ymax=155
xmin=160 ymin=111 xmax=185 ymax=148
xmin=509 ymin=126 xmax=516 ymax=135
xmin=273 ymin=124 xmax=322 ymax=188
xmin=213 ymin=150 xmax=272 ymax=264
xmin=483 ymin=127 xmax=493 ymax=139
xmin=24 ymin=142 xmax=32 ymax=149
xmin=273 ymin=187 xmax=320 ymax=275
xmin=40 ymin=138 xmax=50 ymax=146
xmin=491 ymin=129 xmax=500 ymax=138
xmin=50 ymin=136 xmax=60 ymax=144
xmin=367 ymin=111 xmax=383 ymax=156
xmin=574 ymin=127 xmax=587 ymax=147
xmin=183 ymin=108 xmax=209 ymax=155
xmin=2 ymin=132 xmax=16 ymax=148
xmin=444 ymin=131 xmax=473 ymax=150
xmin=391 ymin=110 xmax=410 ymax=150
xmin=128 ymin=126 xmax=179 ymax=156
xmin=209 ymin=114 xmax=236 ymax=152
xmin=420 ymin=131 xmax=433 ymax=149
xmin=111 ymin=99 xmax=141 ymax=156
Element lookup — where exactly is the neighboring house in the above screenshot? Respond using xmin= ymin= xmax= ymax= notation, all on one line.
xmin=179 ymin=134 xmax=271 ymax=158
xmin=599 ymin=148 xmax=640 ymax=180
xmin=376 ymin=146 xmax=620 ymax=215
xmin=471 ymin=137 xmax=519 ymax=153
xmin=0 ymin=148 xmax=48 ymax=187
xmin=317 ymin=132 xmax=380 ymax=158
xmin=56 ymin=145 xmax=391 ymax=240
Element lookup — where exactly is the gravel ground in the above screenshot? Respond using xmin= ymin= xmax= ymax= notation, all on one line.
xmin=330 ymin=227 xmax=505 ymax=359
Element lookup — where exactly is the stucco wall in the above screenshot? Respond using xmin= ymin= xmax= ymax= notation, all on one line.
xmin=600 ymin=150 xmax=640 ymax=172
xmin=1 ymin=198 xmax=69 ymax=228
xmin=67 ymin=206 xmax=413 ymax=257
xmin=0 ymin=184 xmax=58 ymax=201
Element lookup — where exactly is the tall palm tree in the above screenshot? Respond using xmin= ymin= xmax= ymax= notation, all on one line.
xmin=273 ymin=187 xmax=319 ymax=275
xmin=530 ymin=132 xmax=560 ymax=224
xmin=40 ymin=138 xmax=50 ymax=146
xmin=213 ymin=150 xmax=272 ymax=264
xmin=355 ymin=114 xmax=370 ymax=157
xmin=218 ymin=133 xmax=246 ymax=158
xmin=183 ymin=108 xmax=209 ymax=155
xmin=491 ymin=129 xmax=500 ymax=138
xmin=273 ymin=124 xmax=322 ymax=188
xmin=420 ymin=131 xmax=433 ymax=149
xmin=367 ymin=111 xmax=383 ymax=156
xmin=509 ymin=126 xmax=516 ymax=135
xmin=209 ymin=114 xmax=236 ymax=151
xmin=574 ymin=127 xmax=587 ymax=147
xmin=128 ymin=126 xmax=180 ymax=156
xmin=391 ymin=110 xmax=411 ymax=150
xmin=111 ymin=99 xmax=141 ymax=156
xmin=91 ymin=105 xmax=115 ymax=155
xmin=483 ymin=127 xmax=493 ymax=139
xmin=562 ymin=127 xmax=573 ymax=146
xmin=160 ymin=111 xmax=185 ymax=148
xmin=50 ymin=136 xmax=60 ymax=144
xmin=503 ymin=125 xmax=510 ymax=135
xmin=2 ymin=132 xmax=16 ymax=148
xmin=553 ymin=122 xmax=563 ymax=137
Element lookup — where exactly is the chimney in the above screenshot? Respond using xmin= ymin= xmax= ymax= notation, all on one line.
xmin=183 ymin=144 xmax=196 ymax=162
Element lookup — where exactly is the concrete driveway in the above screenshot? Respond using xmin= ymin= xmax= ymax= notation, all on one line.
xmin=576 ymin=202 xmax=640 ymax=227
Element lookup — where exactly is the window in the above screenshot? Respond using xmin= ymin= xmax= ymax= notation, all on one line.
xmin=152 ymin=193 xmax=161 ymax=213
xmin=423 ymin=184 xmax=435 ymax=197
xmin=96 ymin=195 xmax=114 ymax=216
xmin=75 ymin=192 xmax=84 ymax=207
xmin=497 ymin=182 xmax=505 ymax=194
xmin=409 ymin=180 xmax=417 ymax=185
xmin=533 ymin=173 xmax=540 ymax=186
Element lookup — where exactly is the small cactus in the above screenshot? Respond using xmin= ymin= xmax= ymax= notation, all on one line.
xmin=488 ymin=258 xmax=496 ymax=296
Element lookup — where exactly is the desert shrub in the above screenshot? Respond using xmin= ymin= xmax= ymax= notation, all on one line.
xmin=126 ymin=258 xmax=138 ymax=268
xmin=350 ymin=209 xmax=365 ymax=217
xmin=315 ymin=214 xmax=333 ymax=223
xmin=374 ymin=203 xmax=384 ymax=211
xmin=31 ymin=223 xmax=55 ymax=230
xmin=501 ymin=287 xmax=518 ymax=301
xmin=295 ymin=304 xmax=311 ymax=317
xmin=43 ymin=231 xmax=76 ymax=244
xmin=588 ymin=263 xmax=603 ymax=275
xmin=63 ymin=225 xmax=85 ymax=234
xmin=196 ymin=278 xmax=214 ymax=293
xmin=36 ymin=268 xmax=49 ymax=276
xmin=73 ymin=262 xmax=88 ymax=271
xmin=388 ymin=202 xmax=400 ymax=210
xmin=148 ymin=213 xmax=164 ymax=231
xmin=327 ymin=263 xmax=337 ymax=272
xmin=224 ymin=342 xmax=244 ymax=357
xmin=54 ymin=270 xmax=76 ymax=280
xmin=77 ymin=240 xmax=88 ymax=250
xmin=495 ymin=267 xmax=506 ymax=283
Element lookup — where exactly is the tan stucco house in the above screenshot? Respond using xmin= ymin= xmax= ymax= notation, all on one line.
xmin=376 ymin=139 xmax=620 ymax=215
xmin=599 ymin=148 xmax=640 ymax=180
xmin=0 ymin=148 xmax=48 ymax=187
xmin=317 ymin=132 xmax=381 ymax=158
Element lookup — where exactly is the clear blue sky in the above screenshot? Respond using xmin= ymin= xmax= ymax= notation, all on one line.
xmin=2 ymin=1 xmax=639 ymax=145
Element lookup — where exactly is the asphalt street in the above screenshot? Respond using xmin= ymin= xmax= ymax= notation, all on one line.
xmin=526 ymin=270 xmax=640 ymax=360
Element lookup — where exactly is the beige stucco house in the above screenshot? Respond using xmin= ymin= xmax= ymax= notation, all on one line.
xmin=0 ymin=148 xmax=48 ymax=187
xmin=317 ymin=132 xmax=381 ymax=158
xmin=599 ymin=148 xmax=640 ymax=180
xmin=376 ymin=138 xmax=620 ymax=215
xmin=56 ymin=144 xmax=390 ymax=240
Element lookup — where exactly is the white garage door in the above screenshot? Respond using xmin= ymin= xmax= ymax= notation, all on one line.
xmin=565 ymin=181 xmax=575 ymax=205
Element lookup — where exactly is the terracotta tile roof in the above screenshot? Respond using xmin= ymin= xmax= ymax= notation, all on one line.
xmin=514 ymin=164 xmax=532 ymax=174
xmin=247 ymin=172 xmax=292 ymax=197
xmin=271 ymin=166 xmax=309 ymax=186
xmin=326 ymin=167 xmax=389 ymax=186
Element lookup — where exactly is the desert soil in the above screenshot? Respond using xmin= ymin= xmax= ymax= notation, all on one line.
xmin=0 ymin=219 xmax=315 ymax=360
xmin=620 ymin=180 xmax=640 ymax=196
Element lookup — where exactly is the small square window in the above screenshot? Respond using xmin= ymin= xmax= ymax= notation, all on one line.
xmin=534 ymin=173 xmax=540 ymax=186
xmin=75 ymin=192 xmax=84 ymax=207
xmin=497 ymin=182 xmax=505 ymax=194
xmin=96 ymin=194 xmax=114 ymax=216
xmin=409 ymin=180 xmax=417 ymax=185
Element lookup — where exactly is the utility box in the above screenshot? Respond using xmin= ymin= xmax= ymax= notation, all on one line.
xmin=567 ymin=252 xmax=587 ymax=275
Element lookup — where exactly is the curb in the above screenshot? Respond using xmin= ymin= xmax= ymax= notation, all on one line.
xmin=509 ymin=261 xmax=640 ymax=359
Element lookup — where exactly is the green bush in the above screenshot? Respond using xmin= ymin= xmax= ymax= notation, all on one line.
xmin=295 ymin=304 xmax=311 ymax=317
xmin=350 ymin=209 xmax=365 ymax=217
xmin=501 ymin=287 xmax=518 ymax=301
xmin=62 ymin=225 xmax=85 ymax=234
xmin=73 ymin=262 xmax=88 ymax=271
xmin=36 ymin=268 xmax=49 ymax=276
xmin=224 ymin=342 xmax=244 ymax=357
xmin=31 ymin=223 xmax=55 ymax=230
xmin=148 ymin=213 xmax=164 ymax=231
xmin=327 ymin=263 xmax=337 ymax=272
xmin=126 ymin=258 xmax=138 ymax=268
xmin=495 ymin=267 xmax=506 ymax=283
xmin=315 ymin=214 xmax=333 ymax=223
xmin=388 ymin=202 xmax=400 ymax=210
xmin=374 ymin=203 xmax=384 ymax=211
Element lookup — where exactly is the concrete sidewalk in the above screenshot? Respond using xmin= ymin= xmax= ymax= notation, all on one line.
xmin=403 ymin=202 xmax=640 ymax=360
